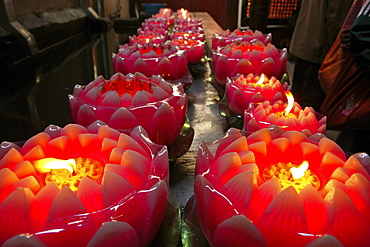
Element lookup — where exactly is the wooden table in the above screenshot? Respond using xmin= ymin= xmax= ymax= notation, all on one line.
xmin=169 ymin=12 xmax=227 ymax=210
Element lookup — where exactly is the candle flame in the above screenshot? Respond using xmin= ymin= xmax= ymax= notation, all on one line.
xmin=34 ymin=158 xmax=76 ymax=173
xmin=145 ymin=38 xmax=150 ymax=43
xmin=284 ymin=91 xmax=294 ymax=116
xmin=256 ymin=74 xmax=266 ymax=84
xmin=290 ymin=161 xmax=309 ymax=180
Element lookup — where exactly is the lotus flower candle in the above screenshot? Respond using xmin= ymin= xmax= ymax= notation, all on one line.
xmin=153 ymin=8 xmax=174 ymax=26
xmin=112 ymin=43 xmax=193 ymax=89
xmin=142 ymin=17 xmax=169 ymax=31
xmin=195 ymin=127 xmax=370 ymax=247
xmin=177 ymin=8 xmax=191 ymax=20
xmin=212 ymin=40 xmax=287 ymax=87
xmin=175 ymin=18 xmax=203 ymax=29
xmin=171 ymin=27 xmax=205 ymax=42
xmin=158 ymin=7 xmax=172 ymax=16
xmin=137 ymin=27 xmax=169 ymax=40
xmin=244 ymin=92 xmax=327 ymax=134
xmin=225 ymin=73 xmax=289 ymax=116
xmin=212 ymin=29 xmax=272 ymax=50
xmin=169 ymin=39 xmax=205 ymax=64
xmin=69 ymin=72 xmax=188 ymax=146
xmin=129 ymin=33 xmax=167 ymax=45
xmin=0 ymin=123 xmax=169 ymax=246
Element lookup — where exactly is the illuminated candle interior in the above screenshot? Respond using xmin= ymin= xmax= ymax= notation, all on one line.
xmin=34 ymin=157 xmax=103 ymax=191
xmin=272 ymin=91 xmax=295 ymax=119
xmin=262 ymin=161 xmax=320 ymax=193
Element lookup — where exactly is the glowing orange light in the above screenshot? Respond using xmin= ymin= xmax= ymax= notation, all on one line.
xmin=284 ymin=91 xmax=294 ymax=116
xmin=34 ymin=158 xmax=76 ymax=173
xmin=290 ymin=161 xmax=309 ymax=179
xmin=263 ymin=160 xmax=320 ymax=193
xmin=256 ymin=74 xmax=266 ymax=84
xmin=34 ymin=157 xmax=103 ymax=191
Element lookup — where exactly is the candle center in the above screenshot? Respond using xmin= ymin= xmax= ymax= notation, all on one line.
xmin=35 ymin=157 xmax=103 ymax=191
xmin=262 ymin=161 xmax=320 ymax=193
xmin=103 ymin=79 xmax=153 ymax=97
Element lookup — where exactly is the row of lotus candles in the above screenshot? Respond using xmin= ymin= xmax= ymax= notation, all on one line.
xmin=0 ymin=7 xmax=368 ymax=247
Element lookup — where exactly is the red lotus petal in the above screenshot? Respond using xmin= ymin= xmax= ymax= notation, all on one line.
xmin=326 ymin=187 xmax=368 ymax=246
xmin=195 ymin=142 xmax=214 ymax=175
xmin=0 ymin=168 xmax=19 ymax=204
xmin=218 ymin=136 xmax=248 ymax=156
xmin=215 ymin=128 xmax=243 ymax=158
xmin=247 ymin=128 xmax=272 ymax=145
xmin=0 ymin=148 xmax=24 ymax=170
xmin=117 ymin=134 xmax=149 ymax=159
xmin=97 ymin=125 xmax=121 ymax=141
xmin=30 ymin=182 xmax=59 ymax=231
xmin=300 ymin=185 xmax=328 ymax=233
xmin=110 ymin=180 xmax=168 ymax=246
xmin=320 ymin=152 xmax=346 ymax=180
xmin=46 ymin=186 xmax=88 ymax=228
xmin=344 ymin=173 xmax=370 ymax=223
xmin=318 ymin=138 xmax=346 ymax=161
xmin=343 ymin=155 xmax=370 ymax=180
xmin=248 ymin=178 xmax=281 ymax=224
xmin=77 ymin=177 xmax=105 ymax=213
xmin=21 ymin=133 xmax=51 ymax=155
xmin=212 ymin=152 xmax=242 ymax=184
xmin=13 ymin=176 xmax=40 ymax=195
xmin=120 ymin=150 xmax=151 ymax=178
xmin=86 ymin=221 xmax=140 ymax=247
xmin=304 ymin=234 xmax=343 ymax=247
xmin=23 ymin=145 xmax=45 ymax=161
xmin=258 ymin=187 xmax=308 ymax=246
xmin=213 ymin=215 xmax=266 ymax=247
xmin=13 ymin=161 xmax=37 ymax=179
xmin=2 ymin=234 xmax=47 ymax=247
xmin=194 ymin=175 xmax=238 ymax=245
xmin=221 ymin=171 xmax=257 ymax=214
xmin=0 ymin=187 xmax=34 ymax=244
xmin=101 ymin=171 xmax=135 ymax=206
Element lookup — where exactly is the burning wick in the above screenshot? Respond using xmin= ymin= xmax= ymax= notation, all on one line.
xmin=290 ymin=161 xmax=309 ymax=179
xmin=283 ymin=91 xmax=294 ymax=116
xmin=256 ymin=73 xmax=266 ymax=85
xmin=262 ymin=161 xmax=320 ymax=193
xmin=34 ymin=157 xmax=103 ymax=191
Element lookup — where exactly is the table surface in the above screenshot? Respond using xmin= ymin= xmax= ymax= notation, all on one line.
xmin=169 ymin=12 xmax=227 ymax=210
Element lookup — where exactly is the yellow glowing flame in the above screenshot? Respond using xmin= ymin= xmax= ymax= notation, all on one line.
xmin=256 ymin=74 xmax=266 ymax=84
xmin=145 ymin=38 xmax=150 ymax=43
xmin=290 ymin=161 xmax=309 ymax=179
xmin=34 ymin=158 xmax=76 ymax=173
xmin=284 ymin=91 xmax=294 ymax=116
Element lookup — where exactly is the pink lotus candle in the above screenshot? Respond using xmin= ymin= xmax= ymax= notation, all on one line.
xmin=69 ymin=72 xmax=188 ymax=146
xmin=212 ymin=40 xmax=287 ymax=87
xmin=112 ymin=43 xmax=193 ymax=89
xmin=142 ymin=17 xmax=169 ymax=31
xmin=225 ymin=73 xmax=289 ymax=116
xmin=169 ymin=38 xmax=205 ymax=64
xmin=171 ymin=29 xmax=205 ymax=42
xmin=0 ymin=123 xmax=169 ymax=246
xmin=195 ymin=127 xmax=370 ymax=247
xmin=212 ymin=28 xmax=272 ymax=50
xmin=129 ymin=33 xmax=167 ymax=45
xmin=244 ymin=92 xmax=327 ymax=134
xmin=176 ymin=8 xmax=191 ymax=20
xmin=137 ymin=27 xmax=169 ymax=40
xmin=175 ymin=18 xmax=203 ymax=29
xmin=153 ymin=8 xmax=175 ymax=26
xmin=158 ymin=7 xmax=172 ymax=16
